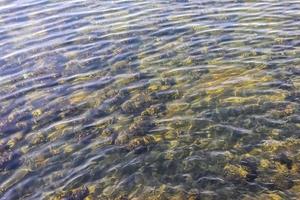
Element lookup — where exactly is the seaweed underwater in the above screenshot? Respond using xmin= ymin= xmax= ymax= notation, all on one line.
xmin=0 ymin=0 xmax=300 ymax=199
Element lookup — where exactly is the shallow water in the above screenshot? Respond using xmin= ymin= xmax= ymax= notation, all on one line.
xmin=0 ymin=0 xmax=300 ymax=199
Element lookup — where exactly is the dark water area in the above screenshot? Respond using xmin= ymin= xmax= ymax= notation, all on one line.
xmin=0 ymin=0 xmax=300 ymax=199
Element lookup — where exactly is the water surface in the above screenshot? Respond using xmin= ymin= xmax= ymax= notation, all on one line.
xmin=0 ymin=0 xmax=300 ymax=199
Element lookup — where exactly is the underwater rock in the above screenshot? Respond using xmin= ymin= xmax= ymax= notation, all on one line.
xmin=115 ymin=196 xmax=128 ymax=200
xmin=288 ymin=67 xmax=300 ymax=75
xmin=151 ymin=90 xmax=180 ymax=102
xmin=285 ymin=91 xmax=300 ymax=103
xmin=274 ymin=153 xmax=293 ymax=170
xmin=115 ymin=131 xmax=131 ymax=145
xmin=288 ymin=115 xmax=300 ymax=123
xmin=133 ymin=146 xmax=148 ymax=154
xmin=128 ymin=116 xmax=155 ymax=136
xmin=240 ymin=157 xmax=258 ymax=182
xmin=126 ymin=135 xmax=156 ymax=154
xmin=197 ymin=176 xmax=226 ymax=187
xmin=117 ymin=73 xmax=153 ymax=86
xmin=87 ymin=108 xmax=107 ymax=118
xmin=0 ymin=151 xmax=21 ymax=170
xmin=121 ymin=93 xmax=154 ymax=114
xmin=102 ymin=127 xmax=114 ymax=137
xmin=141 ymin=104 xmax=166 ymax=116
xmin=111 ymin=60 xmax=131 ymax=72
xmin=102 ymin=89 xmax=130 ymax=109
xmin=0 ymin=142 xmax=9 ymax=152
xmin=260 ymin=175 xmax=294 ymax=190
xmin=109 ymin=132 xmax=118 ymax=145
xmin=147 ymin=78 xmax=176 ymax=93
xmin=76 ymin=131 xmax=94 ymax=145
xmin=166 ymin=101 xmax=190 ymax=114
xmin=60 ymin=186 xmax=89 ymax=200
xmin=198 ymin=191 xmax=218 ymax=200
xmin=35 ymin=52 xmax=68 ymax=73
xmin=255 ymin=193 xmax=284 ymax=200
xmin=223 ymin=164 xmax=249 ymax=181
xmin=160 ymin=78 xmax=176 ymax=86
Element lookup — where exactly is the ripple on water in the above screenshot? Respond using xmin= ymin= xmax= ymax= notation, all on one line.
xmin=0 ymin=0 xmax=300 ymax=199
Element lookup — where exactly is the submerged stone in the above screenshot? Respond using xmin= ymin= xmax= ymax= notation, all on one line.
xmin=151 ymin=90 xmax=180 ymax=101
xmin=121 ymin=93 xmax=154 ymax=114
xmin=128 ymin=116 xmax=155 ymax=136
xmin=275 ymin=153 xmax=293 ymax=170
xmin=55 ymin=186 xmax=89 ymax=200
xmin=0 ymin=151 xmax=21 ymax=170
xmin=141 ymin=104 xmax=166 ymax=116
xmin=223 ymin=164 xmax=249 ymax=181
xmin=127 ymin=135 xmax=156 ymax=153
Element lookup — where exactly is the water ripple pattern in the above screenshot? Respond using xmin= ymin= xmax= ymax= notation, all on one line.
xmin=0 ymin=0 xmax=300 ymax=199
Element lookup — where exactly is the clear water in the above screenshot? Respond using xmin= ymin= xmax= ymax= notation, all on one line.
xmin=0 ymin=0 xmax=300 ymax=199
